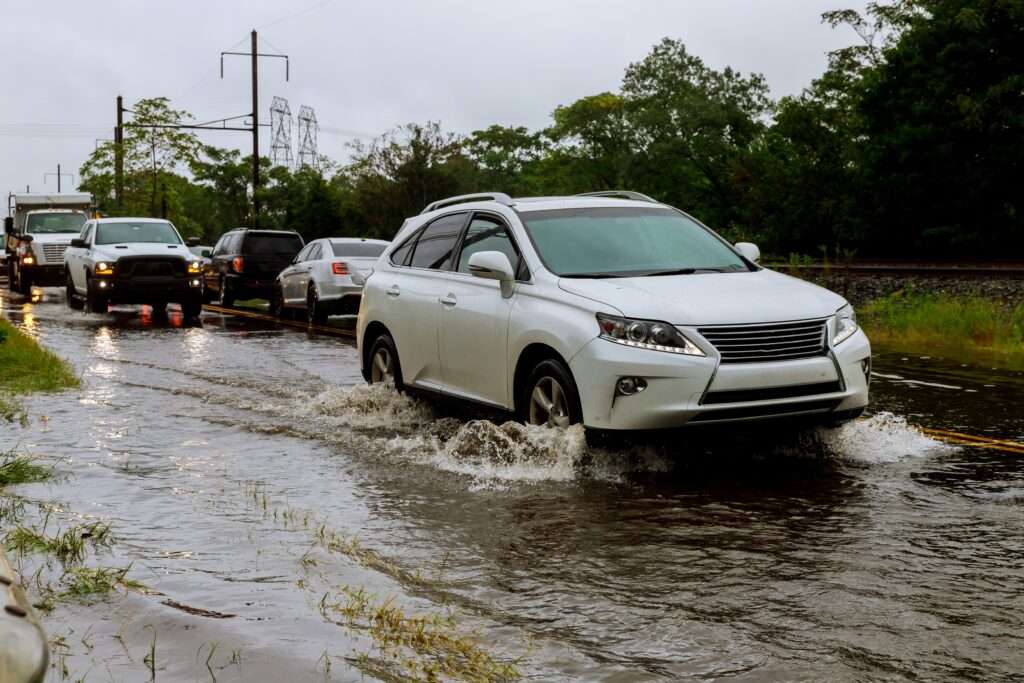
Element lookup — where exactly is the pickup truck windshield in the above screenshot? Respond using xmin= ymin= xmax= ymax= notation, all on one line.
xmin=25 ymin=213 xmax=86 ymax=234
xmin=95 ymin=222 xmax=182 ymax=245
xmin=520 ymin=207 xmax=751 ymax=277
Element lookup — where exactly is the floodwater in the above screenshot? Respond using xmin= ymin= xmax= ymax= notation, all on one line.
xmin=1 ymin=287 xmax=1022 ymax=682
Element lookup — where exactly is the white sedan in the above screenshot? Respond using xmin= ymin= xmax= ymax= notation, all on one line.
xmin=272 ymin=237 xmax=389 ymax=323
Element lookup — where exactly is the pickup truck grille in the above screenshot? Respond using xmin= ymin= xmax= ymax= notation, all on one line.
xmin=116 ymin=257 xmax=186 ymax=277
xmin=698 ymin=318 xmax=829 ymax=364
xmin=42 ymin=243 xmax=69 ymax=265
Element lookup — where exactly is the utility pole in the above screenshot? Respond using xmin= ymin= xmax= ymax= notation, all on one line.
xmin=57 ymin=164 xmax=61 ymax=192
xmin=221 ymin=30 xmax=288 ymax=229
xmin=116 ymin=95 xmax=124 ymax=211
xmin=251 ymin=30 xmax=260 ymax=225
xmin=44 ymin=165 xmax=74 ymax=192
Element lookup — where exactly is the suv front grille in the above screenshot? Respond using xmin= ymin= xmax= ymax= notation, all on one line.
xmin=698 ymin=318 xmax=829 ymax=364
xmin=42 ymin=243 xmax=68 ymax=264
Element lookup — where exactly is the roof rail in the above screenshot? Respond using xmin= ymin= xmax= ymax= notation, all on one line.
xmin=575 ymin=190 xmax=657 ymax=203
xmin=421 ymin=192 xmax=514 ymax=215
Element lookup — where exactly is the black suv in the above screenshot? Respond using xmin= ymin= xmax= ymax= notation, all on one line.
xmin=202 ymin=229 xmax=304 ymax=306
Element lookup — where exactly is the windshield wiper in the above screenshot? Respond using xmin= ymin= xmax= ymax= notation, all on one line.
xmin=641 ymin=268 xmax=697 ymax=276
xmin=559 ymin=272 xmax=623 ymax=279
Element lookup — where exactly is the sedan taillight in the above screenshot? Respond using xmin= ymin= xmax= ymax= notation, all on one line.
xmin=332 ymin=262 xmax=348 ymax=275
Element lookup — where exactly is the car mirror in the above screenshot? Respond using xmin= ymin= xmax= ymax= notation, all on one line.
xmin=21 ymin=233 xmax=34 ymax=243
xmin=735 ymin=242 xmax=761 ymax=263
xmin=3 ymin=217 xmax=11 ymax=234
xmin=468 ymin=251 xmax=515 ymax=298
xmin=350 ymin=266 xmax=366 ymax=286
xmin=201 ymin=249 xmax=212 ymax=258
xmin=70 ymin=238 xmax=87 ymax=248
xmin=186 ymin=237 xmax=201 ymax=247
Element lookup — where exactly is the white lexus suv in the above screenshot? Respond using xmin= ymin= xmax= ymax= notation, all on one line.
xmin=356 ymin=192 xmax=870 ymax=431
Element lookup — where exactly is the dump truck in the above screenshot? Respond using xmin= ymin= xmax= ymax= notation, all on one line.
xmin=4 ymin=192 xmax=93 ymax=293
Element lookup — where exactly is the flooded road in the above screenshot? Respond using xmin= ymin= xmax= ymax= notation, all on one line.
xmin=2 ymin=286 xmax=1022 ymax=682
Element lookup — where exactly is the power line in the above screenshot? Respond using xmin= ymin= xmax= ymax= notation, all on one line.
xmin=255 ymin=0 xmax=335 ymax=30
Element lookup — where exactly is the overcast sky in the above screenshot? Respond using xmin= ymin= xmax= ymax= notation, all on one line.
xmin=1 ymin=0 xmax=869 ymax=197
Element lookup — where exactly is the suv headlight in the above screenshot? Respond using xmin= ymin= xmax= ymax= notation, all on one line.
xmin=188 ymin=260 xmax=202 ymax=274
xmin=94 ymin=261 xmax=114 ymax=276
xmin=833 ymin=304 xmax=858 ymax=346
xmin=597 ymin=313 xmax=705 ymax=356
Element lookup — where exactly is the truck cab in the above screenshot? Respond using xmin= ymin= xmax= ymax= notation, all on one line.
xmin=4 ymin=193 xmax=92 ymax=294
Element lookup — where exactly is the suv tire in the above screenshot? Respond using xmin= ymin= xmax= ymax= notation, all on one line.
xmin=270 ymin=284 xmax=285 ymax=319
xmin=368 ymin=334 xmax=403 ymax=390
xmin=521 ymin=359 xmax=582 ymax=429
xmin=219 ymin=277 xmax=235 ymax=307
xmin=181 ymin=295 xmax=203 ymax=319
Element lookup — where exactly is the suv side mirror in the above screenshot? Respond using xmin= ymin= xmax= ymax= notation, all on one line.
xmin=70 ymin=238 xmax=87 ymax=249
xmin=201 ymin=249 xmax=212 ymax=258
xmin=468 ymin=251 xmax=515 ymax=298
xmin=735 ymin=242 xmax=760 ymax=263
xmin=3 ymin=217 xmax=11 ymax=234
xmin=186 ymin=237 xmax=201 ymax=247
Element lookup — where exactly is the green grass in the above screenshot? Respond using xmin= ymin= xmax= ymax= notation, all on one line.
xmin=860 ymin=292 xmax=1024 ymax=366
xmin=0 ymin=450 xmax=53 ymax=487
xmin=0 ymin=318 xmax=79 ymax=422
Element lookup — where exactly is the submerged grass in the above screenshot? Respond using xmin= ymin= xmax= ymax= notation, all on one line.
xmin=859 ymin=291 xmax=1024 ymax=367
xmin=0 ymin=450 xmax=53 ymax=487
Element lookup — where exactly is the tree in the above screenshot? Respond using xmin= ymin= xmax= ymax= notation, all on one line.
xmin=79 ymin=98 xmax=203 ymax=218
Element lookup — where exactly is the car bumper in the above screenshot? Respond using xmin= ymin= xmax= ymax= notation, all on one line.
xmin=317 ymin=282 xmax=363 ymax=314
xmin=96 ymin=276 xmax=202 ymax=304
xmin=570 ymin=329 xmax=871 ymax=430
xmin=225 ymin=275 xmax=276 ymax=299
xmin=17 ymin=264 xmax=64 ymax=285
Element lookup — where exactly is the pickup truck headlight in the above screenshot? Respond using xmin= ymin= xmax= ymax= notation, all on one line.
xmin=597 ymin=313 xmax=705 ymax=356
xmin=94 ymin=261 xmax=114 ymax=276
xmin=188 ymin=260 xmax=202 ymax=274
xmin=833 ymin=304 xmax=858 ymax=346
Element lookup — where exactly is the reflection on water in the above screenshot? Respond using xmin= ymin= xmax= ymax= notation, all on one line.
xmin=1 ymin=290 xmax=1022 ymax=681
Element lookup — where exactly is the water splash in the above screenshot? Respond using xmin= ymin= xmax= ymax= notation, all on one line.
xmin=819 ymin=412 xmax=956 ymax=463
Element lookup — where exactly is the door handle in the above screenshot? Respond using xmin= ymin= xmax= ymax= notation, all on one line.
xmin=439 ymin=294 xmax=457 ymax=307
xmin=384 ymin=285 xmax=400 ymax=297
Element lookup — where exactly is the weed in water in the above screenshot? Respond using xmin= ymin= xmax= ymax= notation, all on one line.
xmin=61 ymin=565 xmax=144 ymax=598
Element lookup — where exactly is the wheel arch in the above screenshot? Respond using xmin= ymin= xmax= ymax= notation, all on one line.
xmin=512 ymin=343 xmax=576 ymax=417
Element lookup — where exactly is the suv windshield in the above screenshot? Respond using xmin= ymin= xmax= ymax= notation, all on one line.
xmin=520 ymin=207 xmax=751 ymax=277
xmin=245 ymin=233 xmax=303 ymax=255
xmin=96 ymin=221 xmax=182 ymax=245
xmin=26 ymin=212 xmax=86 ymax=234
xmin=330 ymin=242 xmax=386 ymax=258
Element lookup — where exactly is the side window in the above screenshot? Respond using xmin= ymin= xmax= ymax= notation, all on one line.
xmin=455 ymin=215 xmax=523 ymax=279
xmin=389 ymin=231 xmax=418 ymax=266
xmin=294 ymin=244 xmax=313 ymax=262
xmin=309 ymin=244 xmax=322 ymax=261
xmin=82 ymin=224 xmax=94 ymax=245
xmin=408 ymin=213 xmax=465 ymax=271
xmin=213 ymin=234 xmax=229 ymax=256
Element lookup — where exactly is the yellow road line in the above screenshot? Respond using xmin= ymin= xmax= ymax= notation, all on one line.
xmin=202 ymin=304 xmax=355 ymax=337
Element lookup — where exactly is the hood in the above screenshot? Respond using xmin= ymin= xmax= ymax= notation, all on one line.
xmin=558 ymin=269 xmax=847 ymax=325
xmin=95 ymin=243 xmax=194 ymax=261
xmin=28 ymin=233 xmax=75 ymax=245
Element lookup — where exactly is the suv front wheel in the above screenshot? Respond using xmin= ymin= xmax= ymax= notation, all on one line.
xmin=368 ymin=334 xmax=403 ymax=390
xmin=522 ymin=359 xmax=582 ymax=429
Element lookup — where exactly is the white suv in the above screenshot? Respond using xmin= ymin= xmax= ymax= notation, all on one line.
xmin=356 ymin=192 xmax=870 ymax=431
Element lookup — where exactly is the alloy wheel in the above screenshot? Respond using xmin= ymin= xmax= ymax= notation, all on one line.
xmin=370 ymin=346 xmax=395 ymax=385
xmin=529 ymin=376 xmax=572 ymax=428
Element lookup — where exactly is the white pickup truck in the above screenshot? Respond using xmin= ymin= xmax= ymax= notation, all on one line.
xmin=64 ymin=217 xmax=204 ymax=317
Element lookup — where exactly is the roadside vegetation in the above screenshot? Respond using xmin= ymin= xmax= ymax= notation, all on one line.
xmin=0 ymin=318 xmax=80 ymax=423
xmin=859 ymin=292 xmax=1024 ymax=366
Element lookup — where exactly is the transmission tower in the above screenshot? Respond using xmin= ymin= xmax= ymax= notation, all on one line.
xmin=269 ymin=96 xmax=293 ymax=169
xmin=296 ymin=105 xmax=319 ymax=170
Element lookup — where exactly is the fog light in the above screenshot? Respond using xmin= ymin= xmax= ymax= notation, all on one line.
xmin=189 ymin=279 xmax=200 ymax=287
xmin=616 ymin=377 xmax=648 ymax=396
xmin=98 ymin=280 xmax=108 ymax=288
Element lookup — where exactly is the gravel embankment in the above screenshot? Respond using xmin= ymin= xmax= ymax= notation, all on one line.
xmin=780 ymin=271 xmax=1024 ymax=307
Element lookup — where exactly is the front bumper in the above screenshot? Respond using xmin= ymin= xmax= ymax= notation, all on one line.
xmin=17 ymin=264 xmax=64 ymax=286
xmin=570 ymin=329 xmax=871 ymax=430
xmin=95 ymin=275 xmax=202 ymax=304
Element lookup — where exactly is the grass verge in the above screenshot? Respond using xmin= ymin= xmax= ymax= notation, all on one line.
xmin=0 ymin=318 xmax=80 ymax=422
xmin=859 ymin=292 xmax=1024 ymax=367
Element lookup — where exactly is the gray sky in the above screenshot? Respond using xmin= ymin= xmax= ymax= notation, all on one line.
xmin=1 ymin=0 xmax=868 ymax=197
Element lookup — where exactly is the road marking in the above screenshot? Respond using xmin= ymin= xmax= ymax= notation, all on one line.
xmin=912 ymin=426 xmax=1024 ymax=454
xmin=202 ymin=304 xmax=356 ymax=337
